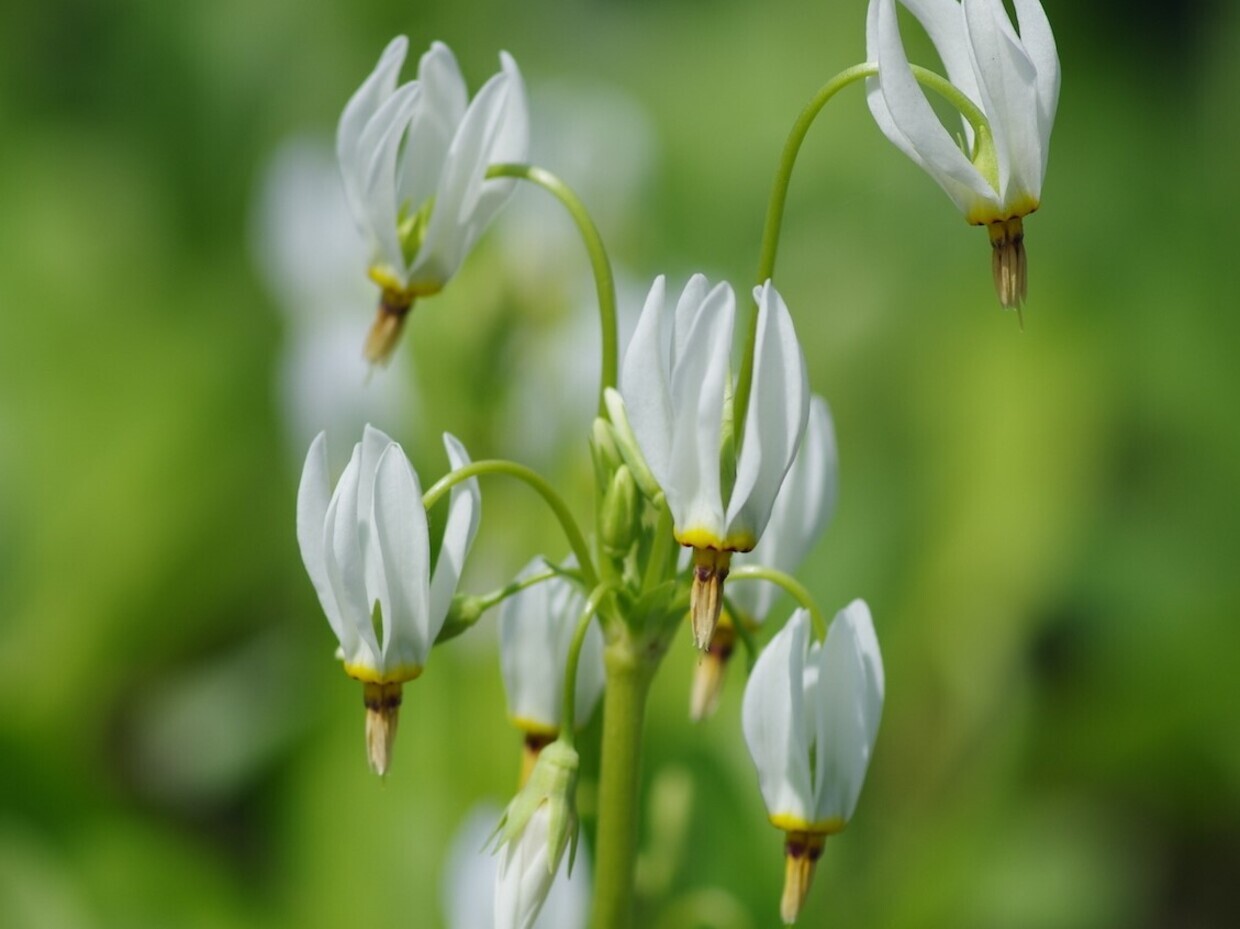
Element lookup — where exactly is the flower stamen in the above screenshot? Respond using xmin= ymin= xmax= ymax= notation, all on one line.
xmin=690 ymin=548 xmax=732 ymax=650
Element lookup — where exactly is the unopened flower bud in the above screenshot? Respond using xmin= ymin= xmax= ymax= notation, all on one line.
xmin=600 ymin=465 xmax=640 ymax=558
xmin=493 ymin=740 xmax=580 ymax=929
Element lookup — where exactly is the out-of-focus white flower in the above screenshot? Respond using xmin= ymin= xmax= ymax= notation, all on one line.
xmin=337 ymin=37 xmax=529 ymax=361
xmin=741 ymin=605 xmax=884 ymax=923
xmin=443 ymin=803 xmax=590 ymax=929
xmin=492 ymin=741 xmax=580 ymax=929
xmin=865 ymin=0 xmax=1060 ymax=310
xmin=691 ymin=395 xmax=838 ymax=720
xmin=500 ymin=558 xmax=605 ymax=779
xmin=613 ymin=275 xmax=808 ymax=648
xmin=296 ymin=425 xmax=481 ymax=773
xmin=252 ymin=140 xmax=412 ymax=467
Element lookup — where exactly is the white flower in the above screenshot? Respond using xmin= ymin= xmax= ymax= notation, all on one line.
xmin=690 ymin=395 xmax=838 ymax=721
xmin=742 ymin=604 xmax=884 ymax=922
xmin=500 ymin=558 xmax=605 ymax=738
xmin=337 ymin=37 xmax=530 ymax=360
xmin=865 ymin=0 xmax=1060 ymax=309
xmin=443 ymin=803 xmax=590 ymax=929
xmin=729 ymin=395 xmax=839 ymax=626
xmin=617 ymin=274 xmax=809 ymax=648
xmin=296 ymin=425 xmax=481 ymax=772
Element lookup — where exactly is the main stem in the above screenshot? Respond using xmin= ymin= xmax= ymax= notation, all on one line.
xmin=591 ymin=634 xmax=659 ymax=929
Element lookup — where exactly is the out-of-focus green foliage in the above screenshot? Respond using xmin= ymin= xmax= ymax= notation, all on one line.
xmin=2 ymin=1 xmax=1238 ymax=927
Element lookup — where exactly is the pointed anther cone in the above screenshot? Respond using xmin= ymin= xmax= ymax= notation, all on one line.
xmin=363 ymin=682 xmax=403 ymax=776
xmin=779 ymin=831 xmax=827 ymax=925
xmin=689 ymin=548 xmax=732 ymax=650
xmin=689 ymin=619 xmax=736 ymax=721
xmin=519 ymin=731 xmax=556 ymax=787
xmin=363 ymin=292 xmax=415 ymax=365
xmin=987 ymin=217 xmax=1028 ymax=314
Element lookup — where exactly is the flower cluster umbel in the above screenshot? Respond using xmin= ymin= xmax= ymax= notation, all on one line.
xmin=293 ymin=4 xmax=1059 ymax=924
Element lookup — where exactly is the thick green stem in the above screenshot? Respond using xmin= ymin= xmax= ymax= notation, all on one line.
xmin=422 ymin=459 xmax=599 ymax=589
xmin=591 ymin=634 xmax=661 ymax=929
xmin=487 ymin=162 xmax=619 ymax=414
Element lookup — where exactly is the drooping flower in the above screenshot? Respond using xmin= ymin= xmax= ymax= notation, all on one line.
xmin=614 ymin=274 xmax=809 ymax=649
xmin=492 ymin=740 xmax=580 ymax=929
xmin=499 ymin=557 xmax=605 ymax=781
xmin=337 ymin=37 xmax=529 ymax=362
xmin=444 ymin=803 xmax=590 ymax=929
xmin=742 ymin=604 xmax=884 ymax=923
xmin=691 ymin=395 xmax=838 ymax=720
xmin=296 ymin=425 xmax=481 ymax=774
xmin=865 ymin=0 xmax=1060 ymax=311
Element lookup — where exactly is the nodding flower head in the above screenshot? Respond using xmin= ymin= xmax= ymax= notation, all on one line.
xmin=336 ymin=38 xmax=529 ymax=361
xmin=615 ymin=274 xmax=809 ymax=649
xmin=865 ymin=0 xmax=1060 ymax=312
xmin=296 ymin=425 xmax=481 ymax=773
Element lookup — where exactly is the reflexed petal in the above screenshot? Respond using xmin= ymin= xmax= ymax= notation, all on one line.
xmin=731 ymin=395 xmax=837 ymax=623
xmin=866 ymin=0 xmax=997 ymax=216
xmin=398 ymin=42 xmax=468 ymax=214
xmin=1012 ymin=0 xmax=1060 ymax=149
xmin=371 ymin=444 xmax=432 ymax=668
xmin=665 ymin=279 xmax=733 ymax=537
xmin=324 ymin=443 xmax=381 ymax=666
xmin=899 ymin=0 xmax=981 ymax=139
xmin=298 ymin=432 xmax=352 ymax=649
xmin=726 ymin=282 xmax=808 ymax=542
xmin=337 ymin=36 xmax=408 ymax=221
xmin=742 ymin=611 xmax=815 ymax=823
xmin=962 ymin=0 xmax=1043 ymax=206
xmin=429 ymin=434 xmax=482 ymax=633
xmin=410 ymin=53 xmax=530 ymax=289
xmin=810 ymin=600 xmax=884 ymax=823
xmin=358 ymin=424 xmax=396 ymax=608
xmin=620 ymin=276 xmax=674 ymax=482
xmin=354 ymin=82 xmax=422 ymax=278
xmin=500 ymin=558 xmax=560 ymax=728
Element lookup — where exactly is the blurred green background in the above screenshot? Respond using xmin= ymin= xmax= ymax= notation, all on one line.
xmin=2 ymin=1 xmax=1238 ymax=927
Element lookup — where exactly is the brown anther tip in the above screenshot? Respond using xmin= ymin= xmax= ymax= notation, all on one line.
xmin=987 ymin=217 xmax=1028 ymax=314
xmin=363 ymin=682 xmax=403 ymax=776
xmin=689 ymin=549 xmax=733 ymax=650
xmin=780 ymin=832 xmax=827 ymax=924
xmin=363 ymin=294 xmax=415 ymax=365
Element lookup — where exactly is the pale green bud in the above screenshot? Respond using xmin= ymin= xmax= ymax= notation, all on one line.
xmin=602 ymin=388 xmax=662 ymax=500
xmin=492 ymin=739 xmax=580 ymax=877
xmin=600 ymin=465 xmax=640 ymax=558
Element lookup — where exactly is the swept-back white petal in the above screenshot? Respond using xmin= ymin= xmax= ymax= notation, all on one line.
xmin=742 ymin=611 xmax=815 ymax=823
xmin=727 ymin=282 xmax=808 ymax=543
xmin=371 ymin=444 xmax=431 ymax=669
xmin=358 ymin=424 xmax=395 ymax=609
xmin=899 ymin=0 xmax=981 ymax=141
xmin=429 ymin=433 xmax=482 ymax=633
xmin=810 ymin=600 xmax=885 ymax=823
xmin=666 ymin=280 xmax=733 ymax=537
xmin=297 ymin=432 xmax=351 ymax=647
xmin=963 ymin=0 xmax=1043 ymax=206
xmin=731 ymin=395 xmax=837 ymax=623
xmin=620 ymin=276 xmax=674 ymax=482
xmin=866 ymin=0 xmax=997 ymax=215
xmin=399 ymin=42 xmax=468 ymax=214
xmin=410 ymin=53 xmax=529 ymax=289
xmin=324 ymin=443 xmax=381 ymax=667
xmin=1011 ymin=0 xmax=1060 ymax=174
xmin=354 ymin=82 xmax=421 ymax=279
xmin=337 ymin=36 xmax=408 ymax=221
